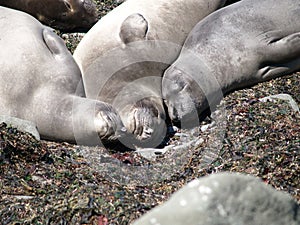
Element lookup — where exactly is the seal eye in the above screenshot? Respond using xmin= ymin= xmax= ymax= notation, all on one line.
xmin=64 ymin=1 xmax=72 ymax=11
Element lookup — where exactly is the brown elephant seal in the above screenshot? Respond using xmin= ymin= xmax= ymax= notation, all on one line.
xmin=162 ymin=0 xmax=300 ymax=127
xmin=73 ymin=0 xmax=226 ymax=148
xmin=0 ymin=0 xmax=98 ymax=32
xmin=0 ymin=7 xmax=123 ymax=145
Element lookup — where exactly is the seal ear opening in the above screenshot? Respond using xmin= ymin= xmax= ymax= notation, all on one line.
xmin=119 ymin=13 xmax=148 ymax=44
xmin=42 ymin=28 xmax=68 ymax=57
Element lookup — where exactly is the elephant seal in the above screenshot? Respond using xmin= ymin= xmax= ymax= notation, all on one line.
xmin=162 ymin=0 xmax=300 ymax=127
xmin=0 ymin=0 xmax=98 ymax=32
xmin=73 ymin=0 xmax=226 ymax=147
xmin=0 ymin=7 xmax=123 ymax=145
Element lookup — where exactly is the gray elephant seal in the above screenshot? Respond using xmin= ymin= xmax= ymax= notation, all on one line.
xmin=0 ymin=0 xmax=98 ymax=32
xmin=73 ymin=0 xmax=226 ymax=147
xmin=162 ymin=0 xmax=300 ymax=127
xmin=0 ymin=7 xmax=123 ymax=145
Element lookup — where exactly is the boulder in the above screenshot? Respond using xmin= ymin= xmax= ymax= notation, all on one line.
xmin=0 ymin=115 xmax=40 ymax=140
xmin=132 ymin=172 xmax=299 ymax=225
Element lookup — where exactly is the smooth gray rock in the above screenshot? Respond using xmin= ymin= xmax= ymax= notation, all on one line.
xmin=132 ymin=172 xmax=299 ymax=225
xmin=0 ymin=115 xmax=40 ymax=140
xmin=260 ymin=94 xmax=300 ymax=114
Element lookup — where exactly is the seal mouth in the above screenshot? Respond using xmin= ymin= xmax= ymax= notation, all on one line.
xmin=162 ymin=67 xmax=203 ymax=128
xmin=163 ymin=99 xmax=179 ymax=122
xmin=130 ymin=107 xmax=157 ymax=141
xmin=162 ymin=68 xmax=190 ymax=118
xmin=164 ymin=98 xmax=197 ymax=128
xmin=118 ymin=102 xmax=166 ymax=148
xmin=94 ymin=103 xmax=125 ymax=141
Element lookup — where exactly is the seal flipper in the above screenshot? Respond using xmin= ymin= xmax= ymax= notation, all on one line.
xmin=119 ymin=13 xmax=148 ymax=44
xmin=257 ymin=63 xmax=300 ymax=81
xmin=268 ymin=32 xmax=300 ymax=60
xmin=42 ymin=28 xmax=70 ymax=58
xmin=259 ymin=32 xmax=300 ymax=80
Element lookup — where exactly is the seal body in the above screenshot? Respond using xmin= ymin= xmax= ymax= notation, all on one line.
xmin=0 ymin=0 xmax=98 ymax=32
xmin=73 ymin=0 xmax=226 ymax=147
xmin=0 ymin=7 xmax=123 ymax=145
xmin=162 ymin=0 xmax=300 ymax=126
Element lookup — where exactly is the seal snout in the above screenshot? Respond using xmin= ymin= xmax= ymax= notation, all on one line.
xmin=130 ymin=107 xmax=156 ymax=141
xmin=94 ymin=103 xmax=125 ymax=141
xmin=163 ymin=68 xmax=189 ymax=117
xmin=162 ymin=67 xmax=200 ymax=127
xmin=164 ymin=100 xmax=179 ymax=122
xmin=121 ymin=103 xmax=166 ymax=148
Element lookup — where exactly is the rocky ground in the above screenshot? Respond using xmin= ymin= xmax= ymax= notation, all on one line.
xmin=0 ymin=1 xmax=299 ymax=224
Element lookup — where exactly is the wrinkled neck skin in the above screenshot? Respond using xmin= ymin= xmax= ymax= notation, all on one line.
xmin=177 ymin=51 xmax=224 ymax=105
xmin=35 ymin=95 xmax=121 ymax=145
xmin=71 ymin=96 xmax=122 ymax=146
xmin=184 ymin=0 xmax=300 ymax=95
xmin=27 ymin=94 xmax=91 ymax=144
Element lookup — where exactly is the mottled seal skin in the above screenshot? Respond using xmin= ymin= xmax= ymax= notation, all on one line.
xmin=162 ymin=0 xmax=300 ymax=127
xmin=73 ymin=0 xmax=226 ymax=147
xmin=0 ymin=7 xmax=123 ymax=145
xmin=0 ymin=0 xmax=98 ymax=32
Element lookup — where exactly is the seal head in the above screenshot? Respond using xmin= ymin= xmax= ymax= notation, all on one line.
xmin=0 ymin=0 xmax=98 ymax=32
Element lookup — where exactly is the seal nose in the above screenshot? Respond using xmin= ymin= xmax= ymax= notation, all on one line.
xmin=115 ymin=126 xmax=127 ymax=138
xmin=164 ymin=99 xmax=179 ymax=122
xmin=170 ymin=110 xmax=179 ymax=124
